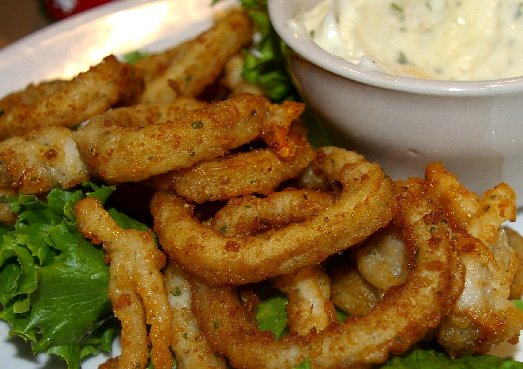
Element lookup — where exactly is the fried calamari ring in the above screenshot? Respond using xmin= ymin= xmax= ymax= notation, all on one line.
xmin=146 ymin=146 xmax=312 ymax=204
xmin=139 ymin=9 xmax=252 ymax=103
xmin=189 ymin=179 xmax=458 ymax=368
xmin=307 ymin=180 xmax=459 ymax=368
xmin=0 ymin=126 xmax=89 ymax=194
xmin=207 ymin=190 xmax=336 ymax=335
xmin=0 ymin=55 xmax=143 ymax=140
xmin=152 ymin=147 xmax=395 ymax=285
xmin=74 ymin=93 xmax=303 ymax=183
xmin=145 ymin=123 xmax=315 ymax=203
xmin=75 ymin=198 xmax=173 ymax=369
xmin=164 ymin=263 xmax=228 ymax=369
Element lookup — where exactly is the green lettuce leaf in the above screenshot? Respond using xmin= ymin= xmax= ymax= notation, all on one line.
xmin=293 ymin=359 xmax=311 ymax=369
xmin=122 ymin=50 xmax=149 ymax=65
xmin=380 ymin=349 xmax=523 ymax=369
xmin=212 ymin=0 xmax=298 ymax=102
xmin=513 ymin=299 xmax=523 ymax=311
xmin=0 ymin=183 xmax=118 ymax=369
xmin=256 ymin=295 xmax=288 ymax=339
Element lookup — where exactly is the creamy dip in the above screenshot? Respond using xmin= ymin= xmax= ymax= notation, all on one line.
xmin=291 ymin=0 xmax=523 ymax=80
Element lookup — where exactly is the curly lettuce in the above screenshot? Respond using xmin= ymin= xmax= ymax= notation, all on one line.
xmin=212 ymin=0 xmax=298 ymax=102
xmin=0 ymin=184 xmax=119 ymax=368
xmin=381 ymin=349 xmax=523 ymax=369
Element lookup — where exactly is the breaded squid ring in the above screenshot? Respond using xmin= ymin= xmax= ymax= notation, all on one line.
xmin=207 ymin=189 xmax=336 ymax=335
xmin=75 ymin=198 xmax=173 ymax=369
xmin=151 ymin=147 xmax=396 ymax=285
xmin=74 ymin=93 xmax=303 ymax=183
xmin=0 ymin=55 xmax=143 ymax=140
xmin=188 ymin=179 xmax=458 ymax=369
xmin=146 ymin=123 xmax=315 ymax=204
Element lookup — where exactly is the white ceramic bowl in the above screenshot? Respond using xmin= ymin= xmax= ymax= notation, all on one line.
xmin=268 ymin=0 xmax=523 ymax=207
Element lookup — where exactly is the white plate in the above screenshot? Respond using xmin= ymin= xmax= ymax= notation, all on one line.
xmin=0 ymin=0 xmax=522 ymax=367
xmin=0 ymin=0 xmax=235 ymax=96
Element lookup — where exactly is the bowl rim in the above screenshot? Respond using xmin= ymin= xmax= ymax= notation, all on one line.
xmin=268 ymin=0 xmax=523 ymax=97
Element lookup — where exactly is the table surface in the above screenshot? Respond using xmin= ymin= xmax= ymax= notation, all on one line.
xmin=0 ymin=1 xmax=52 ymax=48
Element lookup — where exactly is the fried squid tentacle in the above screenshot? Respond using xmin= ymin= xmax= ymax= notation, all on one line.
xmin=426 ymin=162 xmax=523 ymax=355
xmin=75 ymin=198 xmax=173 ymax=369
xmin=74 ymin=93 xmax=303 ymax=183
xmin=152 ymin=147 xmax=395 ymax=285
xmin=164 ymin=263 xmax=228 ymax=369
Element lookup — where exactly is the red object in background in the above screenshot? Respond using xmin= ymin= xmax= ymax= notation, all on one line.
xmin=43 ymin=0 xmax=115 ymax=20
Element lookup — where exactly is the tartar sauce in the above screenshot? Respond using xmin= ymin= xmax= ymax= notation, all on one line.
xmin=291 ymin=0 xmax=523 ymax=80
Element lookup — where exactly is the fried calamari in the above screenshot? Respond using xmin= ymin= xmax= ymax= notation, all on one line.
xmin=189 ymin=179 xmax=458 ymax=369
xmin=152 ymin=147 xmax=396 ymax=285
xmin=75 ymin=198 xmax=173 ymax=369
xmin=0 ymin=55 xmax=143 ymax=140
xmin=0 ymin=126 xmax=88 ymax=194
xmin=139 ymin=9 xmax=251 ymax=103
xmin=1 ymin=5 xmax=522 ymax=369
xmin=426 ymin=163 xmax=523 ymax=356
xmin=145 ymin=122 xmax=315 ymax=203
xmin=164 ymin=263 xmax=228 ymax=369
xmin=74 ymin=94 xmax=303 ymax=183
xmin=208 ymin=188 xmax=335 ymax=237
xmin=274 ymin=265 xmax=336 ymax=336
